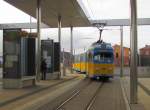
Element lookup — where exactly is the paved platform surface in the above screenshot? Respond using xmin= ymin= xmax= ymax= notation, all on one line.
xmin=138 ymin=78 xmax=150 ymax=110
xmin=138 ymin=78 xmax=150 ymax=92
xmin=0 ymin=75 xmax=128 ymax=110
xmin=0 ymin=75 xmax=82 ymax=110
xmin=0 ymin=71 xmax=149 ymax=110
xmin=91 ymin=78 xmax=126 ymax=110
xmin=121 ymin=77 xmax=150 ymax=110
xmin=114 ymin=67 xmax=150 ymax=78
xmin=0 ymin=74 xmax=78 ymax=107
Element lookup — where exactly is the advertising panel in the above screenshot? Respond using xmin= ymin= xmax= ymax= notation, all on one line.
xmin=41 ymin=40 xmax=54 ymax=73
xmin=3 ymin=29 xmax=21 ymax=79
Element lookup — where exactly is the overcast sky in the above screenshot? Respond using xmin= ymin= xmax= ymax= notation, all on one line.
xmin=0 ymin=0 xmax=150 ymax=55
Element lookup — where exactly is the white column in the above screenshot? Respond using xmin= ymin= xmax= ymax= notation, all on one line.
xmin=120 ymin=26 xmax=124 ymax=77
xmin=70 ymin=26 xmax=73 ymax=74
xmin=130 ymin=0 xmax=138 ymax=104
xmin=36 ymin=0 xmax=41 ymax=81
xmin=63 ymin=48 xmax=65 ymax=76
xmin=58 ymin=15 xmax=61 ymax=79
xmin=30 ymin=16 xmax=32 ymax=33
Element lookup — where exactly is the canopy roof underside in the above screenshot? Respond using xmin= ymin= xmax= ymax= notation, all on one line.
xmin=5 ymin=0 xmax=91 ymax=27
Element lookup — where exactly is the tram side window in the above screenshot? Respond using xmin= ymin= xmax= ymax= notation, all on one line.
xmin=88 ymin=53 xmax=92 ymax=62
xmin=75 ymin=55 xmax=80 ymax=63
xmin=74 ymin=56 xmax=77 ymax=63
xmin=80 ymin=55 xmax=83 ymax=62
xmin=83 ymin=53 xmax=86 ymax=62
xmin=78 ymin=55 xmax=80 ymax=63
xmin=80 ymin=54 xmax=86 ymax=62
xmin=94 ymin=55 xmax=101 ymax=61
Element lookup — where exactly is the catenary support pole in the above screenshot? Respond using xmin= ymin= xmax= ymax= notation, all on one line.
xmin=138 ymin=54 xmax=141 ymax=66
xmin=30 ymin=16 xmax=32 ymax=33
xmin=58 ymin=15 xmax=61 ymax=79
xmin=70 ymin=26 xmax=73 ymax=74
xmin=84 ymin=47 xmax=87 ymax=74
xmin=120 ymin=26 xmax=124 ymax=77
xmin=63 ymin=48 xmax=65 ymax=76
xmin=130 ymin=0 xmax=138 ymax=104
xmin=36 ymin=0 xmax=41 ymax=81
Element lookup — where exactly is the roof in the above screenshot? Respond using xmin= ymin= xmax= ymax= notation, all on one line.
xmin=91 ymin=18 xmax=150 ymax=26
xmin=4 ymin=1 xmax=150 ymax=28
xmin=113 ymin=44 xmax=130 ymax=49
xmin=140 ymin=45 xmax=150 ymax=50
xmin=0 ymin=23 xmax=49 ymax=29
xmin=4 ymin=0 xmax=90 ymax=27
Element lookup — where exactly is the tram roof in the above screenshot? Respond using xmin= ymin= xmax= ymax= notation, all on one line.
xmin=4 ymin=0 xmax=91 ymax=27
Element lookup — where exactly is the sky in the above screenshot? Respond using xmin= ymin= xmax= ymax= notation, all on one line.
xmin=82 ymin=0 xmax=150 ymax=19
xmin=0 ymin=0 xmax=150 ymax=55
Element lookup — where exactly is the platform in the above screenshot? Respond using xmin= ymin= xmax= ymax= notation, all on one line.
xmin=121 ymin=77 xmax=150 ymax=110
xmin=0 ymin=71 xmax=149 ymax=110
xmin=0 ymin=76 xmax=127 ymax=110
xmin=0 ymin=74 xmax=77 ymax=107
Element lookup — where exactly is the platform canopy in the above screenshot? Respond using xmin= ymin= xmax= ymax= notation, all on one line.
xmin=4 ymin=0 xmax=90 ymax=27
xmin=0 ymin=23 xmax=50 ymax=29
xmin=91 ymin=18 xmax=150 ymax=26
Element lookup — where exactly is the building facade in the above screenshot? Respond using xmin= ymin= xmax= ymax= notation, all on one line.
xmin=139 ymin=45 xmax=150 ymax=66
xmin=113 ymin=44 xmax=130 ymax=66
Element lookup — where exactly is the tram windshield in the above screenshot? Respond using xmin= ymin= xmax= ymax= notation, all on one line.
xmin=94 ymin=52 xmax=113 ymax=63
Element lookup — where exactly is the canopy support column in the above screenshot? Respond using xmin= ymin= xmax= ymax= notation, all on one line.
xmin=120 ymin=26 xmax=124 ymax=77
xmin=70 ymin=26 xmax=73 ymax=74
xmin=130 ymin=0 xmax=138 ymax=104
xmin=63 ymin=48 xmax=66 ymax=76
xmin=36 ymin=0 xmax=41 ymax=81
xmin=58 ymin=15 xmax=61 ymax=79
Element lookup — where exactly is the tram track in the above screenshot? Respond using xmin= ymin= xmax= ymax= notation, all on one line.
xmin=55 ymin=79 xmax=92 ymax=110
xmin=39 ymin=78 xmax=127 ymax=110
xmin=85 ymin=82 xmax=104 ymax=110
xmin=55 ymin=80 xmax=104 ymax=110
xmin=55 ymin=90 xmax=80 ymax=110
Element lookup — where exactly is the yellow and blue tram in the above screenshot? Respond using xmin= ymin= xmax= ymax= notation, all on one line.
xmin=73 ymin=41 xmax=114 ymax=79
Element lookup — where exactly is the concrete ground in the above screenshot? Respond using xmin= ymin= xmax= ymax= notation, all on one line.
xmin=114 ymin=67 xmax=150 ymax=77
xmin=121 ymin=77 xmax=150 ymax=110
xmin=138 ymin=78 xmax=150 ymax=92
xmin=0 ymin=75 xmax=128 ymax=110
xmin=0 ymin=74 xmax=78 ymax=109
xmin=59 ymin=77 xmax=127 ymax=110
xmin=0 ymin=78 xmax=81 ymax=110
xmin=35 ymin=77 xmax=127 ymax=110
xmin=115 ymin=66 xmax=150 ymax=110
xmin=59 ymin=81 xmax=102 ymax=110
xmin=91 ymin=78 xmax=126 ymax=110
xmin=0 ymin=66 xmax=150 ymax=110
xmin=138 ymin=78 xmax=150 ymax=110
